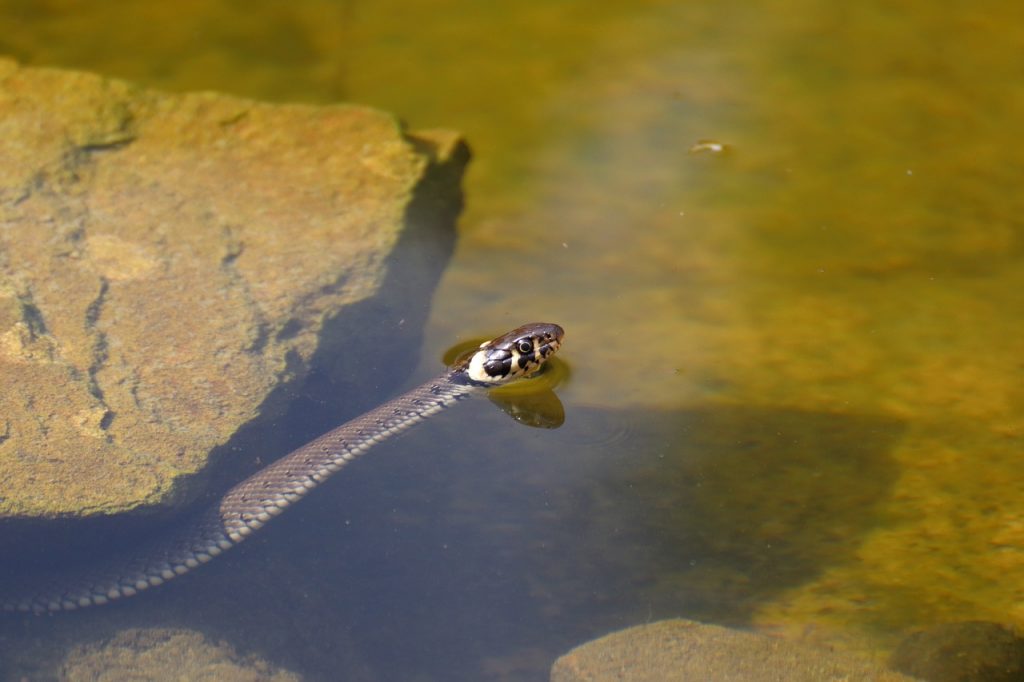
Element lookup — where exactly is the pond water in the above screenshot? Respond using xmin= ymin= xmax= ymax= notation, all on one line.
xmin=3 ymin=0 xmax=1024 ymax=680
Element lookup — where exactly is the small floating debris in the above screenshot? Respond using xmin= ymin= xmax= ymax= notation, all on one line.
xmin=688 ymin=139 xmax=731 ymax=155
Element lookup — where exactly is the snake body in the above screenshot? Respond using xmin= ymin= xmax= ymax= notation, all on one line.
xmin=1 ymin=322 xmax=564 ymax=614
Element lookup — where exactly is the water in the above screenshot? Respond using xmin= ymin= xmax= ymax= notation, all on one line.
xmin=3 ymin=0 xmax=1024 ymax=679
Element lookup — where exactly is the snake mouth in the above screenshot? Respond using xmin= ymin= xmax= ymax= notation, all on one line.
xmin=538 ymin=334 xmax=562 ymax=358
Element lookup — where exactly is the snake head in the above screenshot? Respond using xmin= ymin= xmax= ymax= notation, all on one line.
xmin=457 ymin=322 xmax=564 ymax=385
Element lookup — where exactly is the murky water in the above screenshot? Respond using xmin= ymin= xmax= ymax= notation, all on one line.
xmin=3 ymin=0 xmax=1024 ymax=679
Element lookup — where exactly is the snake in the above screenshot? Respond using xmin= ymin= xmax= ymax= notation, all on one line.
xmin=1 ymin=322 xmax=564 ymax=614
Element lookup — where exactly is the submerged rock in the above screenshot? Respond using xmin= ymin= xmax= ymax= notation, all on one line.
xmin=0 ymin=58 xmax=467 ymax=518
xmin=550 ymin=619 xmax=917 ymax=682
xmin=60 ymin=628 xmax=300 ymax=682
xmin=888 ymin=621 xmax=1024 ymax=682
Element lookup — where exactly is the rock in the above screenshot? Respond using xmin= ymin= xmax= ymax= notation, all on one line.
xmin=59 ymin=628 xmax=300 ymax=682
xmin=0 ymin=58 xmax=467 ymax=519
xmin=550 ymin=619 xmax=918 ymax=682
xmin=888 ymin=621 xmax=1024 ymax=682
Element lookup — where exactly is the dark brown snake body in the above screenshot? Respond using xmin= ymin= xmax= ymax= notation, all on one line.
xmin=1 ymin=323 xmax=564 ymax=614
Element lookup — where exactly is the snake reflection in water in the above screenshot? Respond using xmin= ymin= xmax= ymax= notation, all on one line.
xmin=1 ymin=322 xmax=564 ymax=614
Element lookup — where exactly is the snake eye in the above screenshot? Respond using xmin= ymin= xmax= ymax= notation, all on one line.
xmin=517 ymin=339 xmax=533 ymax=354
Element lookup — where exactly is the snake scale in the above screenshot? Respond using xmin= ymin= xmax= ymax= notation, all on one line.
xmin=1 ymin=322 xmax=564 ymax=614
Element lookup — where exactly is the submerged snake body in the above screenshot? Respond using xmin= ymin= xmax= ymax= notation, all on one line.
xmin=2 ymin=322 xmax=564 ymax=614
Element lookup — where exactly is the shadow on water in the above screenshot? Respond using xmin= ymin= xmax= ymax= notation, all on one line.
xmin=1 ymin=388 xmax=904 ymax=681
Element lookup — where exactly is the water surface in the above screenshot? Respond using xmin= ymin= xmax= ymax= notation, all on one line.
xmin=3 ymin=0 xmax=1024 ymax=679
